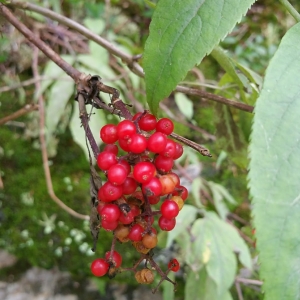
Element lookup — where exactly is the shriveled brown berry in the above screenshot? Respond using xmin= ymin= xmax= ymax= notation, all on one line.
xmin=135 ymin=270 xmax=143 ymax=283
xmin=114 ymin=224 xmax=130 ymax=243
xmin=140 ymin=268 xmax=154 ymax=284
xmin=142 ymin=233 xmax=158 ymax=249
xmin=132 ymin=241 xmax=151 ymax=254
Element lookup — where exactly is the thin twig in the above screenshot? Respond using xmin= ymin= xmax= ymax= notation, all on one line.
xmin=0 ymin=4 xmax=81 ymax=82
xmin=0 ymin=104 xmax=39 ymax=125
xmin=175 ymin=85 xmax=254 ymax=113
xmin=236 ymin=277 xmax=263 ymax=286
xmin=31 ymin=34 xmax=89 ymax=221
xmin=170 ymin=132 xmax=212 ymax=157
xmin=235 ymin=280 xmax=244 ymax=300
xmin=8 ymin=1 xmax=255 ymax=113
xmin=0 ymin=173 xmax=3 ymax=189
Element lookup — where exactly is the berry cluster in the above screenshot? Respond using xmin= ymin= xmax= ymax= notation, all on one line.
xmin=90 ymin=112 xmax=187 ymax=287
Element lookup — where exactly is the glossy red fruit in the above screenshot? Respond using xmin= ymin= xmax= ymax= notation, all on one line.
xmin=97 ymin=151 xmax=117 ymax=171
xmin=107 ymin=164 xmax=127 ymax=185
xmin=129 ymin=204 xmax=141 ymax=217
xmin=142 ymin=177 xmax=162 ymax=197
xmin=160 ymin=139 xmax=176 ymax=158
xmin=133 ymin=161 xmax=156 ymax=184
xmin=148 ymin=196 xmax=160 ymax=205
xmin=101 ymin=219 xmax=119 ymax=231
xmin=132 ymin=112 xmax=142 ymax=121
xmin=122 ymin=177 xmax=138 ymax=195
xmin=173 ymin=142 xmax=183 ymax=159
xmin=105 ymin=250 xmax=122 ymax=268
xmin=128 ymin=224 xmax=144 ymax=241
xmin=100 ymin=124 xmax=118 ymax=144
xmin=158 ymin=216 xmax=176 ymax=231
xmin=118 ymin=138 xmax=131 ymax=152
xmin=156 ymin=118 xmax=174 ymax=135
xmin=103 ymin=144 xmax=118 ymax=155
xmin=91 ymin=258 xmax=109 ymax=277
xmin=128 ymin=133 xmax=147 ymax=153
xmin=172 ymin=185 xmax=188 ymax=200
xmin=138 ymin=113 xmax=157 ymax=131
xmin=147 ymin=132 xmax=167 ymax=153
xmin=154 ymin=155 xmax=174 ymax=173
xmin=161 ymin=200 xmax=179 ymax=219
xmin=98 ymin=182 xmax=123 ymax=202
xmin=117 ymin=120 xmax=136 ymax=140
xmin=168 ymin=258 xmax=180 ymax=272
xmin=118 ymin=210 xmax=135 ymax=225
xmin=98 ymin=204 xmax=121 ymax=222
xmin=118 ymin=159 xmax=131 ymax=175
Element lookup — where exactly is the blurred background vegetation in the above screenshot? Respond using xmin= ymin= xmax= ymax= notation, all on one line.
xmin=0 ymin=0 xmax=299 ymax=299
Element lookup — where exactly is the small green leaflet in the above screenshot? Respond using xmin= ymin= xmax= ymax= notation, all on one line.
xmin=248 ymin=22 xmax=300 ymax=300
xmin=143 ymin=0 xmax=257 ymax=115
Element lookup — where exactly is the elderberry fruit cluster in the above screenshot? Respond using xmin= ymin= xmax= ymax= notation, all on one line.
xmin=90 ymin=112 xmax=187 ymax=283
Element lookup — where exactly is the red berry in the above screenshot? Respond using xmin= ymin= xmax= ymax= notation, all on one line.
xmin=91 ymin=258 xmax=109 ymax=277
xmin=129 ymin=204 xmax=141 ymax=216
xmin=172 ymin=185 xmax=188 ymax=200
xmin=103 ymin=144 xmax=118 ymax=155
xmin=168 ymin=258 xmax=180 ymax=272
xmin=147 ymin=132 xmax=167 ymax=153
xmin=128 ymin=224 xmax=144 ymax=241
xmin=118 ymin=138 xmax=131 ymax=152
xmin=107 ymin=164 xmax=127 ymax=185
xmin=133 ymin=161 xmax=156 ymax=184
xmin=160 ymin=200 xmax=179 ymax=219
xmin=173 ymin=142 xmax=183 ymax=159
xmin=148 ymin=196 xmax=160 ymax=205
xmin=156 ymin=118 xmax=174 ymax=135
xmin=98 ymin=204 xmax=121 ymax=222
xmin=117 ymin=120 xmax=136 ymax=140
xmin=98 ymin=182 xmax=123 ymax=202
xmin=122 ymin=177 xmax=138 ymax=195
xmin=118 ymin=159 xmax=131 ymax=175
xmin=142 ymin=177 xmax=162 ymax=197
xmin=119 ymin=210 xmax=135 ymax=225
xmin=158 ymin=216 xmax=176 ymax=231
xmin=100 ymin=124 xmax=118 ymax=144
xmin=97 ymin=151 xmax=117 ymax=171
xmin=160 ymin=139 xmax=176 ymax=158
xmin=132 ymin=112 xmax=142 ymax=121
xmin=138 ymin=113 xmax=157 ymax=131
xmin=154 ymin=155 xmax=174 ymax=173
xmin=128 ymin=133 xmax=147 ymax=153
xmin=101 ymin=219 xmax=119 ymax=231
xmin=105 ymin=250 xmax=122 ymax=268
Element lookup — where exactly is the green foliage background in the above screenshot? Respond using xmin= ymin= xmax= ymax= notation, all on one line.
xmin=0 ymin=0 xmax=300 ymax=299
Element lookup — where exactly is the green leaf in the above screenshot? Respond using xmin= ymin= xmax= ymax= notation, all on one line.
xmin=189 ymin=212 xmax=252 ymax=296
xmin=174 ymin=93 xmax=194 ymax=119
xmin=45 ymin=76 xmax=74 ymax=150
xmin=185 ymin=268 xmax=233 ymax=300
xmin=69 ymin=103 xmax=106 ymax=161
xmin=248 ymin=23 xmax=300 ymax=300
xmin=211 ymin=46 xmax=248 ymax=90
xmin=143 ymin=0 xmax=256 ymax=115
